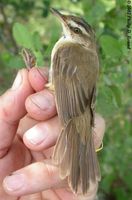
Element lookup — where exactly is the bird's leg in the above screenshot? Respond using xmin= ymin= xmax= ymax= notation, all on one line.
xmin=45 ymin=82 xmax=55 ymax=91
xmin=45 ymin=67 xmax=55 ymax=92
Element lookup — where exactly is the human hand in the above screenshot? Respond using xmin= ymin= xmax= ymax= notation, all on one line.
xmin=0 ymin=67 xmax=105 ymax=200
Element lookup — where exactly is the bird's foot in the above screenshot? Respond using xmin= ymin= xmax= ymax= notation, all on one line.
xmin=45 ymin=82 xmax=55 ymax=92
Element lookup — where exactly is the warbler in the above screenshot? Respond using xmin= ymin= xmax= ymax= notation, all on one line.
xmin=48 ymin=8 xmax=100 ymax=195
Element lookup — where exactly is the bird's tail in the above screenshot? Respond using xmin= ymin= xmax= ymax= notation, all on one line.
xmin=53 ymin=110 xmax=101 ymax=194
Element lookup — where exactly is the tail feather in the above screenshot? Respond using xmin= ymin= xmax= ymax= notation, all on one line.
xmin=59 ymin=121 xmax=73 ymax=178
xmin=52 ymin=126 xmax=67 ymax=164
xmin=80 ymin=142 xmax=89 ymax=193
xmin=53 ymin=114 xmax=100 ymax=194
xmin=69 ymin=126 xmax=80 ymax=192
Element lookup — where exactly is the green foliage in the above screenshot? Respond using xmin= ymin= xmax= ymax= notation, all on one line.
xmin=100 ymin=35 xmax=122 ymax=59
xmin=12 ymin=23 xmax=44 ymax=65
xmin=0 ymin=0 xmax=131 ymax=199
xmin=13 ymin=23 xmax=34 ymax=49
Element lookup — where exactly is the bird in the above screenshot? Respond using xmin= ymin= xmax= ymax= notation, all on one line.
xmin=48 ymin=8 xmax=100 ymax=195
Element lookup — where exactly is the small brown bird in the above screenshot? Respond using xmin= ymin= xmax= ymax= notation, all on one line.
xmin=49 ymin=8 xmax=100 ymax=195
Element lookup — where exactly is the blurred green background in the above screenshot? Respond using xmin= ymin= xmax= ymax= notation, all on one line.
xmin=0 ymin=0 xmax=131 ymax=199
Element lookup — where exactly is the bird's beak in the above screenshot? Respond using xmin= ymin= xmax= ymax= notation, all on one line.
xmin=50 ymin=8 xmax=67 ymax=25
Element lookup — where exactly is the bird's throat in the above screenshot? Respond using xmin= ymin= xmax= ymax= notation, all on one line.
xmin=51 ymin=36 xmax=74 ymax=60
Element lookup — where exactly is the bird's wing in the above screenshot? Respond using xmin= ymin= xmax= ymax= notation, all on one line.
xmin=52 ymin=43 xmax=99 ymax=126
xmin=52 ymin=44 xmax=100 ymax=193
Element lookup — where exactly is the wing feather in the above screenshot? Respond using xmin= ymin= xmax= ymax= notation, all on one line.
xmin=52 ymin=43 xmax=100 ymax=194
xmin=52 ymin=44 xmax=98 ymax=126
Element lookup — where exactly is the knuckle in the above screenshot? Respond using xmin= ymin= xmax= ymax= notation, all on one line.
xmin=0 ymin=93 xmax=16 ymax=120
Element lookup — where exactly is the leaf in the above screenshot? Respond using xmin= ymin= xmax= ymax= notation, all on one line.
xmin=34 ymin=51 xmax=44 ymax=66
xmin=12 ymin=22 xmax=34 ymax=49
xmin=96 ymin=86 xmax=116 ymax=117
xmin=44 ymin=24 xmax=60 ymax=58
xmin=101 ymin=0 xmax=116 ymax=12
xmin=100 ymin=35 xmax=122 ymax=59
xmin=101 ymin=174 xmax=115 ymax=193
xmin=109 ymin=85 xmax=122 ymax=107
xmin=123 ymin=172 xmax=132 ymax=189
xmin=32 ymin=32 xmax=43 ymax=51
xmin=8 ymin=56 xmax=24 ymax=68
xmin=116 ymin=0 xmax=125 ymax=7
xmin=114 ymin=187 xmax=128 ymax=200
xmin=85 ymin=1 xmax=106 ymax=24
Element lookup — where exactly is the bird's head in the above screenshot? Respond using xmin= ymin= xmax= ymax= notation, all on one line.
xmin=50 ymin=8 xmax=96 ymax=49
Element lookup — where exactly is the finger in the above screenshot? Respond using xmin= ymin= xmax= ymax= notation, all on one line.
xmin=3 ymin=160 xmax=66 ymax=196
xmin=3 ymin=161 xmax=98 ymax=199
xmin=25 ymin=89 xmax=57 ymax=121
xmin=17 ymin=115 xmax=38 ymax=138
xmin=0 ymin=137 xmax=31 ymax=182
xmin=23 ymin=114 xmax=105 ymax=152
xmin=23 ymin=116 xmax=61 ymax=151
xmin=0 ymin=69 xmax=33 ymax=158
xmin=28 ymin=67 xmax=48 ymax=92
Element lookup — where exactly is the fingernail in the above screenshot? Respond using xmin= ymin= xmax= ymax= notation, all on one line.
xmin=25 ymin=126 xmax=47 ymax=145
xmin=3 ymin=174 xmax=25 ymax=191
xmin=30 ymin=93 xmax=51 ymax=110
xmin=11 ymin=71 xmax=22 ymax=90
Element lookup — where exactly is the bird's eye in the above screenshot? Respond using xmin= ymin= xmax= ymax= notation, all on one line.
xmin=73 ymin=27 xmax=81 ymax=34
